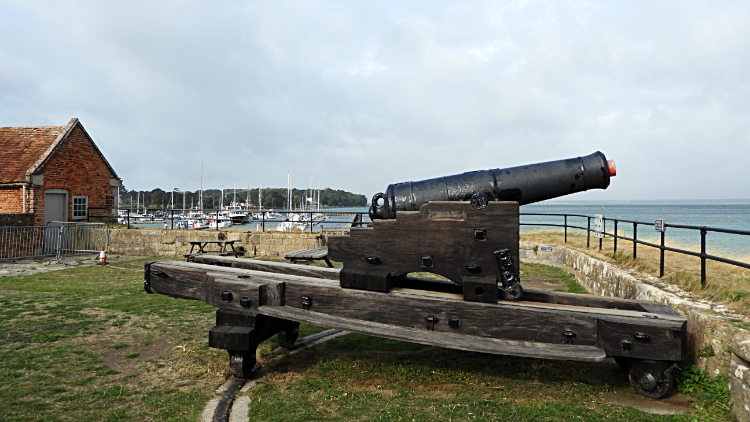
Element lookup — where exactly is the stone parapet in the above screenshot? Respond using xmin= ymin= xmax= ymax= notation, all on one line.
xmin=108 ymin=228 xmax=322 ymax=257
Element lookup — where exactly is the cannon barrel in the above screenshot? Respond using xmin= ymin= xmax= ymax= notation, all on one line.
xmin=369 ymin=151 xmax=616 ymax=220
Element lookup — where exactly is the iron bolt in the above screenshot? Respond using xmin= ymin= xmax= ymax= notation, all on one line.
xmin=425 ymin=316 xmax=438 ymax=330
xmin=448 ymin=316 xmax=461 ymax=329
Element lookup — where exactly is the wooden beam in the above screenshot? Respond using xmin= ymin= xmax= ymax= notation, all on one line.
xmin=258 ymin=306 xmax=607 ymax=362
xmin=189 ymin=255 xmax=339 ymax=280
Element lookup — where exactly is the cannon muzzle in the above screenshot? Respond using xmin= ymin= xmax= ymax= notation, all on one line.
xmin=369 ymin=151 xmax=616 ymax=220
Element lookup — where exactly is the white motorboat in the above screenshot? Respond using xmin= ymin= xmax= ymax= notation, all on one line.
xmin=187 ymin=219 xmax=208 ymax=229
xmin=208 ymin=219 xmax=233 ymax=229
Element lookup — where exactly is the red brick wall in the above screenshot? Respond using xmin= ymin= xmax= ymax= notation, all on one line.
xmin=33 ymin=125 xmax=117 ymax=225
xmin=0 ymin=187 xmax=24 ymax=213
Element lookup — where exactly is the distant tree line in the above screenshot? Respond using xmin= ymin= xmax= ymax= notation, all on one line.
xmin=118 ymin=186 xmax=367 ymax=210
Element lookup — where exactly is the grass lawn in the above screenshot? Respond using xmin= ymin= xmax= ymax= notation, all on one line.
xmin=0 ymin=257 xmax=733 ymax=421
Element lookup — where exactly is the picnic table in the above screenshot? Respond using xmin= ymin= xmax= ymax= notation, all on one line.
xmin=282 ymin=248 xmax=333 ymax=267
xmin=188 ymin=240 xmax=242 ymax=258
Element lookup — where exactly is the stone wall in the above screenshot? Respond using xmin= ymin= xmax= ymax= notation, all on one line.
xmin=108 ymin=228 xmax=325 ymax=257
xmin=0 ymin=213 xmax=35 ymax=227
xmin=520 ymin=241 xmax=749 ymax=422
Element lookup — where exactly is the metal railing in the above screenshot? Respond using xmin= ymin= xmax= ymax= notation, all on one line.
xmin=0 ymin=222 xmax=109 ymax=263
xmin=520 ymin=213 xmax=750 ymax=287
xmin=117 ymin=208 xmax=370 ymax=232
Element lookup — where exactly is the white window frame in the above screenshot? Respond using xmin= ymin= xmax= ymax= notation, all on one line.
xmin=72 ymin=196 xmax=88 ymax=220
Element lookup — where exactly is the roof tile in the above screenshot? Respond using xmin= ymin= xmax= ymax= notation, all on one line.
xmin=0 ymin=125 xmax=67 ymax=183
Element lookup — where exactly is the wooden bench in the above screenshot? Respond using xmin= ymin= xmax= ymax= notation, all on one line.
xmin=282 ymin=248 xmax=333 ymax=267
xmin=188 ymin=240 xmax=243 ymax=258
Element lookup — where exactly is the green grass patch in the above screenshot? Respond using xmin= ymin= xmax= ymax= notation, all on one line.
xmin=240 ymin=333 xmax=732 ymax=421
xmin=520 ymin=262 xmax=588 ymax=293
xmin=0 ymin=257 xmax=223 ymax=422
xmin=0 ymin=256 xmax=734 ymax=421
xmin=677 ymin=365 xmax=730 ymax=409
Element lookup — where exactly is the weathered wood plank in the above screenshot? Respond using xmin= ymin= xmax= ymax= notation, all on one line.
xmin=206 ymin=274 xmax=265 ymax=311
xmin=597 ymin=317 xmax=686 ymax=361
xmin=179 ymin=259 xmax=684 ymax=317
xmin=283 ymin=249 xmax=330 ymax=259
xmin=147 ymin=261 xmax=210 ymax=301
xmin=190 ymin=255 xmax=339 ymax=280
xmin=282 ymin=280 xmax=600 ymax=345
xmin=258 ymin=306 xmax=607 ymax=362
xmin=328 ymin=202 xmax=520 ymax=285
xmin=636 ymin=302 xmax=682 ymax=316
xmin=149 ymin=261 xmax=686 ymax=322
xmin=215 ymin=309 xmax=256 ymax=327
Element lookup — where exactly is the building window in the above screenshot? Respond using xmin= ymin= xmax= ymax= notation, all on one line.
xmin=72 ymin=196 xmax=88 ymax=220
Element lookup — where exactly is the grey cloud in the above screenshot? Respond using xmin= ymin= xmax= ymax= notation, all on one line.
xmin=1 ymin=1 xmax=749 ymax=200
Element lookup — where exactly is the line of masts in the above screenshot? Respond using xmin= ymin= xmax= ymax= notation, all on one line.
xmin=121 ymin=164 xmax=323 ymax=213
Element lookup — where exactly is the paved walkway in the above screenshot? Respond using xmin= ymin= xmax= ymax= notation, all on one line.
xmin=0 ymin=254 xmax=144 ymax=278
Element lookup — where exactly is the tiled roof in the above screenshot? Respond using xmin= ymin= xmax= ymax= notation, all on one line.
xmin=0 ymin=121 xmax=71 ymax=183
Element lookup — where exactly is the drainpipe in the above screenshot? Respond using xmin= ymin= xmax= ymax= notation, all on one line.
xmin=22 ymin=184 xmax=26 ymax=213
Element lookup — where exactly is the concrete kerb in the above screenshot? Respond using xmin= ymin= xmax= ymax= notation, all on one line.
xmin=520 ymin=241 xmax=749 ymax=422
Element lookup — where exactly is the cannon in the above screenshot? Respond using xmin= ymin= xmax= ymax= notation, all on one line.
xmin=143 ymin=151 xmax=686 ymax=400
xmin=369 ymin=151 xmax=616 ymax=220
xmin=328 ymin=152 xmax=616 ymax=300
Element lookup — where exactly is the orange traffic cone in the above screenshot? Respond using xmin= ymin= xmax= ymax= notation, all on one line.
xmin=97 ymin=247 xmax=108 ymax=265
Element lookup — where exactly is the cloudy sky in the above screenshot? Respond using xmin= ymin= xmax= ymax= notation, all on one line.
xmin=1 ymin=1 xmax=749 ymax=201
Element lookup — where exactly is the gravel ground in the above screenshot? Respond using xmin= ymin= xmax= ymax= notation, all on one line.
xmin=0 ymin=254 xmax=145 ymax=278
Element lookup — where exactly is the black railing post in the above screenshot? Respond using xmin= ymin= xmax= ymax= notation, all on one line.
xmin=216 ymin=211 xmax=219 ymax=231
xmin=587 ymin=217 xmax=590 ymax=248
xmin=126 ymin=209 xmax=130 ymax=229
xmin=660 ymin=229 xmax=665 ymax=278
xmin=614 ymin=220 xmax=618 ymax=253
xmin=564 ymin=215 xmax=568 ymax=243
xmin=701 ymin=228 xmax=707 ymax=288
xmin=633 ymin=223 xmax=637 ymax=259
xmin=171 ymin=210 xmax=174 ymax=230
xmin=309 ymin=211 xmax=313 ymax=233
xmin=599 ymin=219 xmax=604 ymax=251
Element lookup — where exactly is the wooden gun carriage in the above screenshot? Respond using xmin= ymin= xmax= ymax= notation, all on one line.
xmin=144 ymin=250 xmax=685 ymax=399
xmin=142 ymin=152 xmax=686 ymax=399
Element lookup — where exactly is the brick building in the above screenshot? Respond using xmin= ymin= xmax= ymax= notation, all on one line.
xmin=0 ymin=118 xmax=121 ymax=226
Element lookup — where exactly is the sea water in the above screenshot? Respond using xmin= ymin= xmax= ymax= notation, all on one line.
xmin=520 ymin=200 xmax=750 ymax=260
